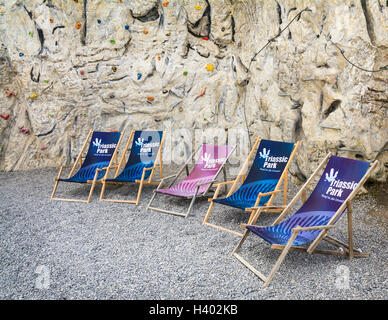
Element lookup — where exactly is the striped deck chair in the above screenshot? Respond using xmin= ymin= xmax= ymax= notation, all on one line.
xmin=99 ymin=130 xmax=164 ymax=205
xmin=51 ymin=130 xmax=124 ymax=203
xmin=203 ymin=137 xmax=300 ymax=236
xmin=232 ymin=153 xmax=378 ymax=287
xmin=147 ymin=144 xmax=235 ymax=218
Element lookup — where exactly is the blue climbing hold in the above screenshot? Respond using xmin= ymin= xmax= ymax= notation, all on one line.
xmin=19 ymin=52 xmax=24 ymax=57
xmin=137 ymin=73 xmax=142 ymax=80
xmin=97 ymin=19 xmax=101 ymax=24
xmin=125 ymin=25 xmax=129 ymax=30
xmin=110 ymin=94 xmax=115 ymax=99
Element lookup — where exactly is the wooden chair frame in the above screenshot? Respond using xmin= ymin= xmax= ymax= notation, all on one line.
xmin=232 ymin=152 xmax=379 ymax=287
xmin=98 ymin=129 xmax=165 ymax=206
xmin=51 ymin=130 xmax=124 ymax=203
xmin=202 ymin=137 xmax=300 ymax=236
xmin=147 ymin=145 xmax=236 ymax=218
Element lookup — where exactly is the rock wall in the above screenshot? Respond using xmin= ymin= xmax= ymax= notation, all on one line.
xmin=0 ymin=0 xmax=387 ymax=182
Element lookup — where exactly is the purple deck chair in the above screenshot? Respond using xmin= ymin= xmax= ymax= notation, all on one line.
xmin=147 ymin=144 xmax=235 ymax=218
xmin=232 ymin=153 xmax=378 ymax=287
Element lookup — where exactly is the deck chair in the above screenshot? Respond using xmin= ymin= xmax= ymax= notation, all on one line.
xmin=202 ymin=137 xmax=300 ymax=236
xmin=232 ymin=153 xmax=378 ymax=287
xmin=99 ymin=130 xmax=164 ymax=205
xmin=51 ymin=130 xmax=124 ymax=203
xmin=147 ymin=144 xmax=235 ymax=218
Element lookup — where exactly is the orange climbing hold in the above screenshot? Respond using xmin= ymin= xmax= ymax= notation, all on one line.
xmin=147 ymin=97 xmax=154 ymax=102
xmin=157 ymin=56 xmax=161 ymax=61
xmin=143 ymin=30 xmax=149 ymax=34
xmin=162 ymin=1 xmax=169 ymax=6
xmin=50 ymin=18 xmax=54 ymax=23
xmin=75 ymin=22 xmax=82 ymax=29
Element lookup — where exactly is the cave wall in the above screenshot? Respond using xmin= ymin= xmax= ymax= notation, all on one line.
xmin=0 ymin=0 xmax=387 ymax=182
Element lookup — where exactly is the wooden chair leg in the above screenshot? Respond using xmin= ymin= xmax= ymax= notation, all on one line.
xmin=232 ymin=229 xmax=250 ymax=255
xmin=264 ymin=229 xmax=299 ymax=287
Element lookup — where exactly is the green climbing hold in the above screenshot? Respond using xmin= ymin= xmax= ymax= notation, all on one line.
xmin=48 ymin=113 xmax=54 ymax=117
xmin=43 ymin=80 xmax=49 ymax=83
xmin=183 ymin=71 xmax=188 ymax=76
xmin=28 ymin=32 xmax=34 ymax=37
xmin=110 ymin=39 xmax=116 ymax=44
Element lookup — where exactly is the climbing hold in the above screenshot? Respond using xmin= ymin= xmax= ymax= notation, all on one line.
xmin=49 ymin=18 xmax=54 ymax=23
xmin=124 ymin=25 xmax=129 ymax=30
xmin=137 ymin=73 xmax=142 ymax=80
xmin=0 ymin=114 xmax=10 ymax=120
xmin=4 ymin=88 xmax=15 ymax=97
xmin=43 ymin=80 xmax=49 ymax=83
xmin=40 ymin=144 xmax=48 ymax=150
xmin=19 ymin=126 xmax=30 ymax=134
xmin=80 ymin=70 xmax=85 ymax=76
xmin=112 ymin=66 xmax=117 ymax=72
xmin=147 ymin=96 xmax=154 ymax=102
xmin=205 ymin=64 xmax=214 ymax=71
xmin=28 ymin=32 xmax=34 ymax=37
xmin=110 ymin=94 xmax=115 ymax=99
xmin=48 ymin=113 xmax=54 ymax=117
xmin=97 ymin=19 xmax=101 ymax=24
xmin=179 ymin=106 xmax=183 ymax=112
xmin=110 ymin=39 xmax=116 ymax=44
xmin=82 ymin=113 xmax=87 ymax=117
xmin=197 ymin=88 xmax=206 ymax=98
xmin=30 ymin=93 xmax=38 ymax=99
xmin=157 ymin=56 xmax=161 ymax=61
xmin=75 ymin=22 xmax=81 ymax=29
xmin=202 ymin=37 xmax=209 ymax=40
xmin=162 ymin=1 xmax=169 ymax=6
xmin=183 ymin=71 xmax=188 ymax=76
xmin=19 ymin=52 xmax=24 ymax=57
xmin=195 ymin=5 xmax=201 ymax=10
xmin=143 ymin=30 xmax=149 ymax=35
xmin=165 ymin=32 xmax=171 ymax=36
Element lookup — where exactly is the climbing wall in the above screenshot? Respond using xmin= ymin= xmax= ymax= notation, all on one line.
xmin=0 ymin=0 xmax=387 ymax=181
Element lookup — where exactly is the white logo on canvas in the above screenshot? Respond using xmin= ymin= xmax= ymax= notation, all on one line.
xmin=259 ymin=148 xmax=270 ymax=159
xmin=325 ymin=168 xmax=338 ymax=183
xmin=201 ymin=152 xmax=225 ymax=169
xmin=135 ymin=138 xmax=145 ymax=147
xmin=93 ymin=138 xmax=102 ymax=148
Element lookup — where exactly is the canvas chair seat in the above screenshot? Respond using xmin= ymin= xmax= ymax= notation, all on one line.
xmin=51 ymin=130 xmax=123 ymax=203
xmin=147 ymin=144 xmax=235 ymax=218
xmin=105 ymin=161 xmax=154 ymax=183
xmin=212 ymin=179 xmax=279 ymax=210
xmin=99 ymin=130 xmax=164 ymax=205
xmin=232 ymin=153 xmax=378 ymax=287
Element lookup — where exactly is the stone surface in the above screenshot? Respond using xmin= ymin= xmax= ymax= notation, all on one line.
xmin=0 ymin=0 xmax=387 ymax=182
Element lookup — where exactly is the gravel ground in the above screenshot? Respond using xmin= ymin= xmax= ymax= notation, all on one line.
xmin=0 ymin=166 xmax=387 ymax=300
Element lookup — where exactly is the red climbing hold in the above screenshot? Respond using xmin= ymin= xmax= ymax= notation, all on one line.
xmin=80 ymin=70 xmax=85 ymax=75
xmin=19 ymin=126 xmax=30 ymax=134
xmin=202 ymin=37 xmax=209 ymax=40
xmin=0 ymin=114 xmax=10 ymax=120
xmin=4 ymin=88 xmax=15 ymax=97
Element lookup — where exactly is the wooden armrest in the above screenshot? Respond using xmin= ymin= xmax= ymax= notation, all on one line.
xmin=213 ymin=180 xmax=236 ymax=187
xmin=292 ymin=225 xmax=335 ymax=232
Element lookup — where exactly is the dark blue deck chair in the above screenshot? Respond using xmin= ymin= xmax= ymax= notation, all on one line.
xmin=99 ymin=130 xmax=164 ymax=205
xmin=232 ymin=153 xmax=378 ymax=287
xmin=203 ymin=137 xmax=300 ymax=236
xmin=51 ymin=130 xmax=124 ymax=203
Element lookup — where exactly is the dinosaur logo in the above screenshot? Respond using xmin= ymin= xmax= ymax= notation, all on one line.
xmin=325 ymin=168 xmax=338 ymax=183
xmin=135 ymin=138 xmax=145 ymax=147
xmin=259 ymin=148 xmax=270 ymax=159
xmin=93 ymin=138 xmax=102 ymax=148
xmin=201 ymin=152 xmax=211 ymax=164
xmin=201 ymin=152 xmax=225 ymax=169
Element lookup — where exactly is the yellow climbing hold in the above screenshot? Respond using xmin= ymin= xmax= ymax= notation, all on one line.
xmin=195 ymin=5 xmax=201 ymax=10
xmin=205 ymin=64 xmax=214 ymax=71
xmin=30 ymin=93 xmax=38 ymax=99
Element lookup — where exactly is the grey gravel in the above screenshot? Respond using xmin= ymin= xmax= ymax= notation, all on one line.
xmin=0 ymin=166 xmax=387 ymax=300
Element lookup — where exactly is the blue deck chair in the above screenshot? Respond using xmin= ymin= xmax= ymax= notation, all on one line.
xmin=99 ymin=129 xmax=164 ymax=205
xmin=232 ymin=153 xmax=378 ymax=287
xmin=203 ymin=137 xmax=300 ymax=236
xmin=51 ymin=130 xmax=124 ymax=203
